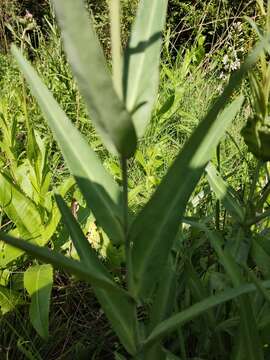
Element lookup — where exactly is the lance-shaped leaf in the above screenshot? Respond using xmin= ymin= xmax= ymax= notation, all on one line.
xmin=184 ymin=220 xmax=263 ymax=360
xmin=144 ymin=280 xmax=270 ymax=348
xmin=129 ymin=38 xmax=269 ymax=300
xmin=24 ymin=264 xmax=53 ymax=339
xmin=206 ymin=162 xmax=245 ymax=223
xmin=55 ymin=195 xmax=139 ymax=355
xmin=0 ymin=232 xmax=125 ymax=293
xmin=124 ymin=0 xmax=168 ymax=137
xmin=129 ymin=95 xmax=244 ymax=299
xmin=52 ymin=0 xmax=137 ymax=158
xmin=0 ymin=231 xmax=138 ymax=354
xmin=12 ymin=46 xmax=124 ymax=245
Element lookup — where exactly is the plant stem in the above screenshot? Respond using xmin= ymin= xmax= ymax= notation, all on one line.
xmin=121 ymin=156 xmax=132 ymax=290
xmin=248 ymin=160 xmax=262 ymax=204
xmin=215 ymin=144 xmax=221 ymax=230
xmin=109 ymin=0 xmax=123 ymax=99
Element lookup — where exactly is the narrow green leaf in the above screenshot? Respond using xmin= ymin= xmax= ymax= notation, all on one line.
xmin=0 ymin=232 xmax=124 ymax=293
xmin=11 ymin=45 xmax=125 ymax=245
xmin=0 ymin=232 xmax=138 ymax=354
xmin=206 ymin=162 xmax=245 ymax=223
xmin=130 ymin=95 xmax=244 ymax=299
xmin=185 ymin=221 xmax=263 ymax=360
xmin=52 ymin=0 xmax=137 ymax=157
xmin=144 ymin=280 xmax=270 ymax=348
xmin=124 ymin=0 xmax=168 ymax=137
xmin=55 ymin=195 xmax=139 ymax=355
xmin=148 ymin=258 xmax=176 ymax=332
xmin=24 ymin=264 xmax=53 ymax=339
xmin=55 ymin=195 xmax=116 ymax=281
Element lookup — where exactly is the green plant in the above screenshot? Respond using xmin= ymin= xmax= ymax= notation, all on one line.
xmin=1 ymin=0 xmax=270 ymax=358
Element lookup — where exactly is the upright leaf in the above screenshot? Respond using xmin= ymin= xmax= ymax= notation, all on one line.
xmin=55 ymin=195 xmax=139 ymax=355
xmin=124 ymin=0 xmax=168 ymax=137
xmin=24 ymin=264 xmax=53 ymax=339
xmin=206 ymin=162 xmax=245 ymax=223
xmin=130 ymin=95 xmax=244 ymax=299
xmin=12 ymin=46 xmax=124 ymax=245
xmin=0 ymin=232 xmax=138 ymax=354
xmin=52 ymin=0 xmax=137 ymax=158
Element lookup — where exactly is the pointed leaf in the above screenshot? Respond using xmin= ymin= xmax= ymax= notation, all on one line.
xmin=0 ymin=232 xmax=138 ymax=354
xmin=130 ymin=95 xmax=244 ymax=299
xmin=55 ymin=195 xmax=139 ymax=355
xmin=144 ymin=280 xmax=270 ymax=348
xmin=52 ymin=0 xmax=137 ymax=157
xmin=24 ymin=264 xmax=53 ymax=339
xmin=0 ymin=232 xmax=123 ymax=292
xmin=206 ymin=162 xmax=245 ymax=223
xmin=124 ymin=0 xmax=168 ymax=137
xmin=11 ymin=45 xmax=125 ymax=245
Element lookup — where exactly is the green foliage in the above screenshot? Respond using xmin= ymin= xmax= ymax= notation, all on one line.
xmin=2 ymin=1 xmax=270 ymax=359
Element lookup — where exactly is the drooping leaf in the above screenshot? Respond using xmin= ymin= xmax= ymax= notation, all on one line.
xmin=24 ymin=264 xmax=53 ymax=339
xmin=130 ymin=95 xmax=244 ymax=299
xmin=124 ymin=0 xmax=168 ymax=137
xmin=206 ymin=162 xmax=245 ymax=223
xmin=55 ymin=195 xmax=139 ymax=355
xmin=12 ymin=45 xmax=125 ymax=245
xmin=52 ymin=0 xmax=137 ymax=158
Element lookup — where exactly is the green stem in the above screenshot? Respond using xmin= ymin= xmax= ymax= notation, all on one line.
xmin=215 ymin=144 xmax=221 ymax=230
xmin=248 ymin=160 xmax=262 ymax=204
xmin=121 ymin=156 xmax=132 ymax=290
xmin=109 ymin=0 xmax=123 ymax=99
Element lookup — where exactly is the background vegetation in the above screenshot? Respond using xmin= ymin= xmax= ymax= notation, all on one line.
xmin=1 ymin=0 xmax=269 ymax=359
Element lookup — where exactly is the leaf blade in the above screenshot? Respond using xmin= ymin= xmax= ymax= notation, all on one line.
xmin=52 ymin=0 xmax=137 ymax=157
xmin=11 ymin=45 xmax=125 ymax=245
xmin=124 ymin=0 xmax=168 ymax=137
xmin=24 ymin=264 xmax=53 ymax=339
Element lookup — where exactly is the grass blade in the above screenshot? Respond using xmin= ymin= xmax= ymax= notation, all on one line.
xmin=144 ymin=280 xmax=270 ymax=348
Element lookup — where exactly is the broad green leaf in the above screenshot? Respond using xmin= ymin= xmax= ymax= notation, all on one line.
xmin=24 ymin=264 xmax=53 ymax=339
xmin=124 ymin=0 xmax=168 ymax=137
xmin=52 ymin=0 xmax=137 ymax=158
xmin=144 ymin=280 xmax=270 ymax=348
xmin=0 ymin=172 xmax=45 ymax=244
xmin=206 ymin=162 xmax=245 ymax=223
xmin=0 ymin=285 xmax=24 ymax=314
xmin=130 ymin=95 xmax=244 ymax=299
xmin=12 ymin=45 xmax=125 ymax=245
xmin=55 ymin=195 xmax=139 ymax=355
